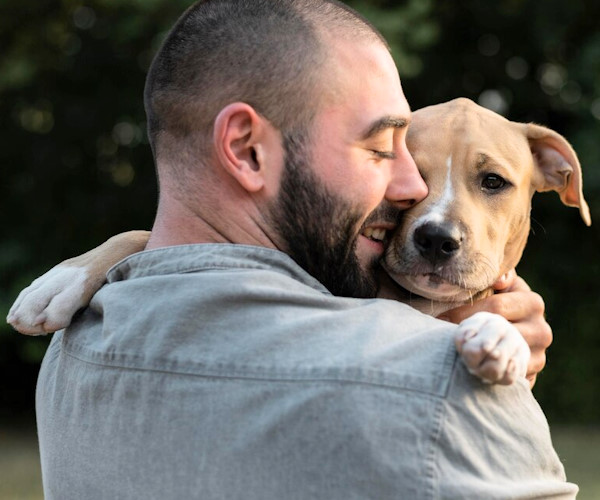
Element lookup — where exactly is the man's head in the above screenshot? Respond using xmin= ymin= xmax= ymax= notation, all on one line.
xmin=145 ymin=0 xmax=427 ymax=297
xmin=145 ymin=0 xmax=383 ymax=178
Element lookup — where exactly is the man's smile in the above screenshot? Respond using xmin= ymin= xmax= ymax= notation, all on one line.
xmin=361 ymin=227 xmax=388 ymax=242
xmin=358 ymin=223 xmax=395 ymax=257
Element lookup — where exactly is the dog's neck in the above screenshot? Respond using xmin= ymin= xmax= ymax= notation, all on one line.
xmin=376 ymin=267 xmax=494 ymax=318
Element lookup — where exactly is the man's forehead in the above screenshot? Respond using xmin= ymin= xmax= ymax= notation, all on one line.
xmin=322 ymin=43 xmax=407 ymax=104
xmin=324 ymin=37 xmax=398 ymax=83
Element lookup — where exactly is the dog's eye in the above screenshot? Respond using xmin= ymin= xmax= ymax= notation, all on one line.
xmin=482 ymin=174 xmax=506 ymax=190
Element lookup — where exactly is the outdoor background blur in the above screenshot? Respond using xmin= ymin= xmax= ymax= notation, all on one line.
xmin=1 ymin=0 xmax=599 ymax=498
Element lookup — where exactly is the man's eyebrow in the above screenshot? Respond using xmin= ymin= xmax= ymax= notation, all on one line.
xmin=361 ymin=116 xmax=410 ymax=140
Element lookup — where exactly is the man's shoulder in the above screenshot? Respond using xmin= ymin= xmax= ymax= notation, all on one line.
xmin=61 ymin=247 xmax=461 ymax=399
xmin=57 ymin=302 xmax=448 ymax=386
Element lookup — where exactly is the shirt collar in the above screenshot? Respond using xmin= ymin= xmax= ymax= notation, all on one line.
xmin=106 ymin=243 xmax=331 ymax=295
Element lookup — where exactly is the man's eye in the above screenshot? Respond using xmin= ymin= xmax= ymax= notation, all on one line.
xmin=370 ymin=150 xmax=396 ymax=160
xmin=481 ymin=173 xmax=507 ymax=190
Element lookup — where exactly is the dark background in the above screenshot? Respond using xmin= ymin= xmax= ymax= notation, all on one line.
xmin=1 ymin=0 xmax=599 ymax=426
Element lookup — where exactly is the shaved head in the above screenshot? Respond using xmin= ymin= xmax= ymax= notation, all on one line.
xmin=144 ymin=0 xmax=387 ymax=184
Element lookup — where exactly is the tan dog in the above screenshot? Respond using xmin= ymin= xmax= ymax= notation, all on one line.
xmin=6 ymin=98 xmax=590 ymax=384
xmin=381 ymin=98 xmax=590 ymax=316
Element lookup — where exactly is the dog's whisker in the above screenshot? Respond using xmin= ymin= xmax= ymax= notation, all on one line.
xmin=469 ymin=253 xmax=498 ymax=287
xmin=530 ymin=217 xmax=547 ymax=236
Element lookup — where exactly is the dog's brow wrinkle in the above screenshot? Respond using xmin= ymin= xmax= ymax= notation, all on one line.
xmin=477 ymin=153 xmax=489 ymax=168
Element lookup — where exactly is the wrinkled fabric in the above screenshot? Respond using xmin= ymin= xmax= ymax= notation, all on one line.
xmin=36 ymin=244 xmax=577 ymax=499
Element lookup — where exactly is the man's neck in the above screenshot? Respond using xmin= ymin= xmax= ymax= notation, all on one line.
xmin=146 ymin=194 xmax=282 ymax=251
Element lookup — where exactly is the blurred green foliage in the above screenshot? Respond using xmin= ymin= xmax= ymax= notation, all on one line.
xmin=1 ymin=0 xmax=599 ymax=423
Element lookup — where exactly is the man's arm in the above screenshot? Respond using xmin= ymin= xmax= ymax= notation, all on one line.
xmin=435 ymin=359 xmax=577 ymax=499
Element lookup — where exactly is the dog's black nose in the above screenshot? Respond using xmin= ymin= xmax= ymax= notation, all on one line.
xmin=413 ymin=222 xmax=461 ymax=263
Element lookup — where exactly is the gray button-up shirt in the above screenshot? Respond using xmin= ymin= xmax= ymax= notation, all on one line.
xmin=36 ymin=244 xmax=577 ymax=499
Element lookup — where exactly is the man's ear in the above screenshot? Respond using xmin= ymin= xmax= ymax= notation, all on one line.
xmin=213 ymin=103 xmax=275 ymax=193
xmin=524 ymin=123 xmax=591 ymax=226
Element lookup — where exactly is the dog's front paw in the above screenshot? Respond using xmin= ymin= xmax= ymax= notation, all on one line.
xmin=454 ymin=311 xmax=530 ymax=385
xmin=7 ymin=265 xmax=91 ymax=335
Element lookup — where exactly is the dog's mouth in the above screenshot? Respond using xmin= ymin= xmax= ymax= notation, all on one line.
xmin=410 ymin=271 xmax=465 ymax=291
xmin=384 ymin=264 xmax=478 ymax=302
xmin=418 ymin=273 xmax=447 ymax=285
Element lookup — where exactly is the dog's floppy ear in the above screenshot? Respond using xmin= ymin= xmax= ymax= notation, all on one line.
xmin=524 ymin=123 xmax=591 ymax=226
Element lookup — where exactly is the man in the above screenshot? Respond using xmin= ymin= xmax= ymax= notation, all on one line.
xmin=35 ymin=0 xmax=575 ymax=498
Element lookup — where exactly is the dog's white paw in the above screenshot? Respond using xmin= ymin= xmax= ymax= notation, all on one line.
xmin=454 ymin=311 xmax=530 ymax=385
xmin=6 ymin=265 xmax=89 ymax=335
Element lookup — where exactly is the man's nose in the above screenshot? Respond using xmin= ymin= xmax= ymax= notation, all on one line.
xmin=385 ymin=147 xmax=428 ymax=209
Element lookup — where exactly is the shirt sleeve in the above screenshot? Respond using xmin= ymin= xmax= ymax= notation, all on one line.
xmin=435 ymin=359 xmax=578 ymax=499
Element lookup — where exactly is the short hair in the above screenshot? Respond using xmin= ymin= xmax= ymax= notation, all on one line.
xmin=144 ymin=0 xmax=386 ymax=181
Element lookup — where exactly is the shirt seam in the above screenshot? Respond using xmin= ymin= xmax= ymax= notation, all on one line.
xmin=62 ymin=338 xmax=455 ymax=398
xmin=426 ymin=355 xmax=458 ymax=500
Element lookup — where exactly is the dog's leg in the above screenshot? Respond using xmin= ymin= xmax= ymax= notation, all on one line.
xmin=7 ymin=230 xmax=150 ymax=335
xmin=454 ymin=311 xmax=530 ymax=385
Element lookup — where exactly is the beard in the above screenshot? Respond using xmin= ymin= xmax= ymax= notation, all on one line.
xmin=267 ymin=133 xmax=397 ymax=299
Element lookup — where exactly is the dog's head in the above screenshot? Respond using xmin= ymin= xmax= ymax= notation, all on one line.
xmin=385 ymin=98 xmax=591 ymax=303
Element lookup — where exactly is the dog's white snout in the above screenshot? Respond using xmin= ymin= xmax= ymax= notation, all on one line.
xmin=413 ymin=222 xmax=462 ymax=264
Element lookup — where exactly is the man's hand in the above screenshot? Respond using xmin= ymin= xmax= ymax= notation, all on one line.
xmin=438 ymin=269 xmax=551 ymax=388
